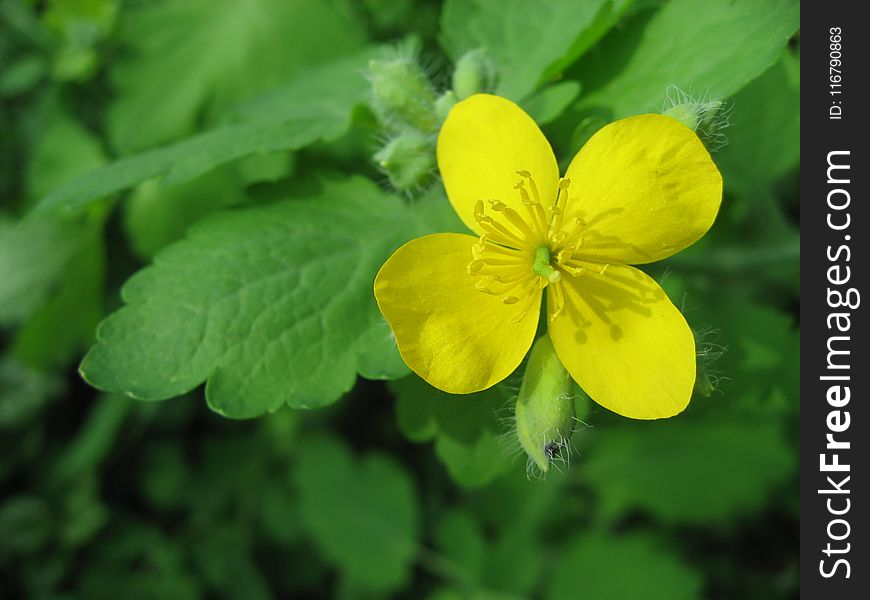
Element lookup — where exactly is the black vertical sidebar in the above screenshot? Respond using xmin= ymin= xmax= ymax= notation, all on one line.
xmin=801 ymin=1 xmax=868 ymax=597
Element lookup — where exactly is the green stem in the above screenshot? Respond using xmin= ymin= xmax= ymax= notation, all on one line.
xmin=48 ymin=394 xmax=132 ymax=486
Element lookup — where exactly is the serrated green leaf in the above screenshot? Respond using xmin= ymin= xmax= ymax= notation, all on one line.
xmin=80 ymin=176 xmax=456 ymax=417
xmin=31 ymin=50 xmax=377 ymax=217
xmin=435 ymin=429 xmax=511 ymax=488
xmin=390 ymin=374 xmax=514 ymax=486
xmin=548 ymin=532 xmax=702 ymax=600
xmin=122 ymin=165 xmax=250 ymax=260
xmin=440 ymin=0 xmax=620 ymax=100
xmin=107 ymin=0 xmax=365 ymax=153
xmin=293 ymin=435 xmax=418 ymax=592
xmin=573 ymin=0 xmax=799 ymax=119
xmin=581 ymin=416 xmax=794 ymax=525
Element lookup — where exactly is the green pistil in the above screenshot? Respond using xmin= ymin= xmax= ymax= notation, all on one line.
xmin=532 ymin=246 xmax=561 ymax=283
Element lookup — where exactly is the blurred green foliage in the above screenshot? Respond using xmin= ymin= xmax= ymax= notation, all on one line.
xmin=1 ymin=0 xmax=799 ymax=598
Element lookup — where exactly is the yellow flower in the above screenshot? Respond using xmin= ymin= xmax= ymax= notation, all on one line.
xmin=374 ymin=94 xmax=722 ymax=419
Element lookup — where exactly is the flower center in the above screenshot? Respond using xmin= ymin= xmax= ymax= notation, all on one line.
xmin=532 ymin=246 xmax=561 ymax=283
xmin=467 ymin=170 xmax=609 ymax=323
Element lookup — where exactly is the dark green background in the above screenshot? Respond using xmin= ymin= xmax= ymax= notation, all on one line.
xmin=1 ymin=0 xmax=799 ymax=598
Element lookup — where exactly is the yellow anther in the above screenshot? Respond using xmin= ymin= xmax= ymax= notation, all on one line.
xmin=560 ymin=263 xmax=586 ymax=277
xmin=556 ymin=249 xmax=573 ymax=264
xmin=515 ymin=182 xmax=532 ymax=204
xmin=549 ymin=282 xmax=566 ymax=321
xmin=475 ymin=278 xmax=496 ymax=294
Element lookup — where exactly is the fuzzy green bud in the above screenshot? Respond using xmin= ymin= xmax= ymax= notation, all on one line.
xmin=374 ymin=130 xmax=436 ymax=192
xmin=515 ymin=335 xmax=576 ymax=475
xmin=368 ymin=55 xmax=439 ymax=133
xmin=434 ymin=90 xmax=458 ymax=123
xmin=692 ymin=327 xmax=724 ymax=397
xmin=664 ymin=103 xmax=702 ymax=131
xmin=694 ymin=367 xmax=716 ymax=398
xmin=662 ymin=87 xmax=730 ymax=151
xmin=452 ymin=48 xmax=496 ymax=100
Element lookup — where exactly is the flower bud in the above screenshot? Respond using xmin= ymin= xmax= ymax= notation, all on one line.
xmin=452 ymin=48 xmax=496 ymax=100
xmin=662 ymin=86 xmax=730 ymax=151
xmin=434 ymin=90 xmax=458 ymax=123
xmin=374 ymin=130 xmax=436 ymax=192
xmin=368 ymin=52 xmax=438 ymax=134
xmin=692 ymin=326 xmax=725 ymax=397
xmin=515 ymin=335 xmax=576 ymax=475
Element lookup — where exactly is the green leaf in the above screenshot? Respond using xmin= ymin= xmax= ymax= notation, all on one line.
xmin=80 ymin=176 xmax=457 ymax=417
xmin=433 ymin=496 xmax=551 ymax=598
xmin=573 ymin=0 xmax=800 ymax=119
xmin=581 ymin=416 xmax=794 ymax=525
xmin=107 ymin=0 xmax=365 ymax=153
xmin=293 ymin=435 xmax=418 ymax=592
xmin=30 ymin=50 xmax=377 ymax=217
xmin=121 ymin=159 xmax=278 ymax=260
xmin=435 ymin=430 xmax=510 ymax=488
xmin=190 ymin=528 xmax=272 ymax=600
xmin=440 ymin=0 xmax=621 ymax=100
xmin=355 ymin=316 xmax=411 ymax=381
xmin=0 ymin=358 xmax=62 ymax=429
xmin=0 ymin=496 xmax=52 ymax=558
xmin=520 ymin=81 xmax=582 ymax=125
xmin=716 ymin=56 xmax=800 ymax=198
xmin=0 ymin=217 xmax=96 ymax=326
xmin=548 ymin=532 xmax=702 ymax=600
xmin=11 ymin=224 xmax=105 ymax=368
xmin=697 ymin=291 xmax=799 ymax=415
xmin=49 ymin=394 xmax=132 ymax=486
xmin=391 ymin=374 xmax=514 ymax=486
xmin=434 ymin=510 xmax=486 ymax=578
xmin=25 ymin=104 xmax=106 ymax=203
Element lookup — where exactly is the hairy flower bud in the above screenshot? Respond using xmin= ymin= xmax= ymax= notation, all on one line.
xmin=375 ymin=130 xmax=436 ymax=192
xmin=515 ymin=335 xmax=576 ymax=476
xmin=662 ymin=86 xmax=730 ymax=151
xmin=692 ymin=326 xmax=725 ymax=397
xmin=434 ymin=90 xmax=458 ymax=123
xmin=368 ymin=51 xmax=439 ymax=133
xmin=452 ymin=48 xmax=496 ymax=100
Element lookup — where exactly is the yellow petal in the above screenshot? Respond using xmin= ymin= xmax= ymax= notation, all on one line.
xmin=375 ymin=233 xmax=541 ymax=394
xmin=562 ymin=114 xmax=722 ymax=264
xmin=437 ymin=94 xmax=560 ymax=239
xmin=548 ymin=264 xmax=695 ymax=419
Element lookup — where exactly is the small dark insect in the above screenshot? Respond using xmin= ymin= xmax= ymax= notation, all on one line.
xmin=543 ymin=441 xmax=561 ymax=461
